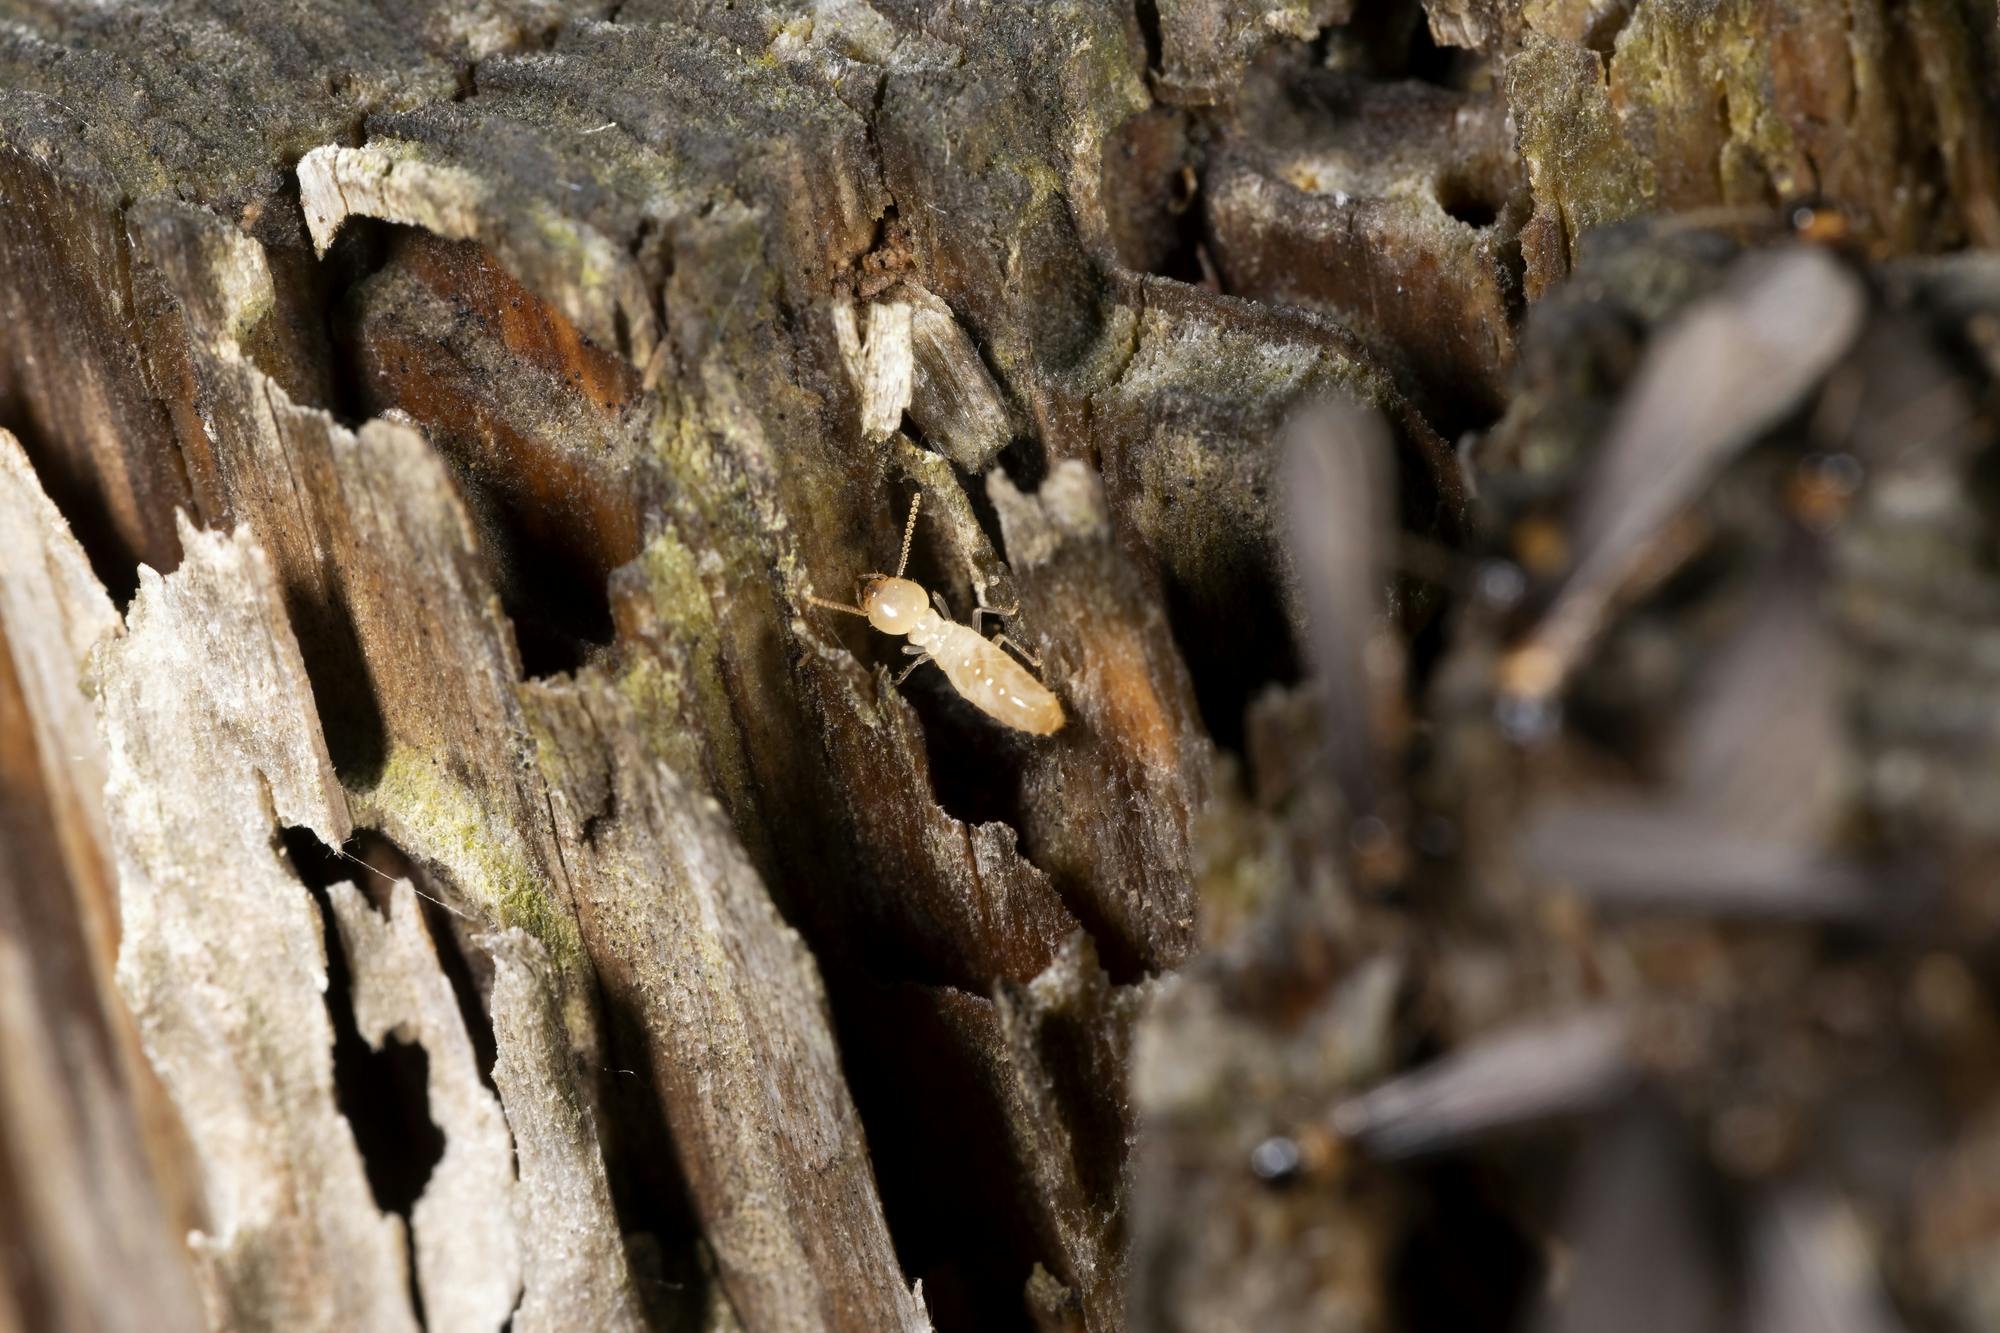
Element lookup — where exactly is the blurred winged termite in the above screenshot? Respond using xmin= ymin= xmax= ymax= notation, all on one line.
xmin=1529 ymin=1106 xmax=1726 ymax=1333
xmin=1744 ymin=1186 xmax=1908 ymax=1333
xmin=1501 ymin=247 xmax=1867 ymax=706
xmin=1327 ymin=1008 xmax=1635 ymax=1160
xmin=1516 ymin=802 xmax=1888 ymax=921
xmin=1515 ymin=542 xmax=1914 ymax=923
xmin=1279 ymin=398 xmax=1398 ymax=823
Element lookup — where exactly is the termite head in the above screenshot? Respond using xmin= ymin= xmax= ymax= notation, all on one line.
xmin=806 ymin=495 xmax=933 ymax=634
xmin=860 ymin=575 xmax=929 ymax=635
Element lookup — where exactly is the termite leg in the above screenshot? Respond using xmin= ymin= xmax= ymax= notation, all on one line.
xmin=931 ymin=590 xmax=953 ymax=619
xmin=990 ymin=632 xmax=1042 ymax=670
xmin=894 ymin=652 xmax=934 ymax=686
xmin=970 ymin=577 xmax=1020 ymax=635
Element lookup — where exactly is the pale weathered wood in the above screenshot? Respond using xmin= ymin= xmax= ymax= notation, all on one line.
xmin=0 ymin=432 xmax=204 ymax=1333
xmin=331 ymin=882 xmax=522 ymax=1332
xmin=96 ymin=518 xmax=411 ymax=1332
xmin=482 ymin=927 xmax=648 ymax=1333
xmin=525 ymin=670 xmax=930 ymax=1333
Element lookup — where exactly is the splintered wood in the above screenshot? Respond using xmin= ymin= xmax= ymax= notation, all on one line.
xmin=331 ymin=885 xmax=522 ymax=1331
xmin=0 ymin=432 xmax=204 ymax=1333
xmin=526 ymin=673 xmax=930 ymax=1333
xmin=94 ymin=521 xmax=410 ymax=1332
xmin=483 ymin=929 xmax=648 ymax=1333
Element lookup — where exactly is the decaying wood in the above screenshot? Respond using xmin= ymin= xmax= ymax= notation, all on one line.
xmin=987 ymin=463 xmax=1212 ymax=974
xmin=331 ymin=883 xmax=521 ymax=1332
xmin=6 ymin=1 xmax=2000 ymax=1331
xmin=525 ymin=671 xmax=928 ymax=1333
xmin=0 ymin=432 xmax=203 ymax=1333
xmin=482 ymin=928 xmax=648 ymax=1333
xmin=95 ymin=518 xmax=411 ymax=1332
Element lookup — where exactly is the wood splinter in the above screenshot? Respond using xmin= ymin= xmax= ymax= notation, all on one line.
xmin=809 ymin=492 xmax=1066 ymax=736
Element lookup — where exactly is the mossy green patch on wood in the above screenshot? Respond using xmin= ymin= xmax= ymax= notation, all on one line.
xmin=1509 ymin=34 xmax=1657 ymax=291
xmin=619 ymin=526 xmax=766 ymax=844
xmin=353 ymin=744 xmax=582 ymax=969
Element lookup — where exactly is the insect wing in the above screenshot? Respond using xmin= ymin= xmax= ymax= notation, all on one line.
xmin=1525 ymin=248 xmax=1865 ymax=685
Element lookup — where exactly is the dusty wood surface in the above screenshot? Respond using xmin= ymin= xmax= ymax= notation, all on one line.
xmin=96 ymin=518 xmax=410 ymax=1332
xmin=3 ymin=1 xmax=2000 ymax=1332
xmin=483 ymin=926 xmax=649 ymax=1333
xmin=0 ymin=432 xmax=204 ymax=1333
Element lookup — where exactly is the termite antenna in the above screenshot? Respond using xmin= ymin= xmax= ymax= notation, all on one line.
xmin=806 ymin=592 xmax=869 ymax=617
xmin=894 ymin=491 xmax=922 ymax=578
xmin=333 ymin=843 xmax=474 ymax=922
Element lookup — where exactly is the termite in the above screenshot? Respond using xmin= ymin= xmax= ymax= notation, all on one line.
xmin=808 ymin=493 xmax=1066 ymax=735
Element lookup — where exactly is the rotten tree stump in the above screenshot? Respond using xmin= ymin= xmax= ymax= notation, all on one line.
xmin=5 ymin=3 xmax=2000 ymax=1333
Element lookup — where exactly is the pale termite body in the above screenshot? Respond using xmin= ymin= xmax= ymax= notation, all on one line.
xmin=809 ymin=494 xmax=1065 ymax=736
